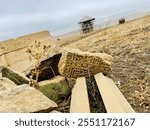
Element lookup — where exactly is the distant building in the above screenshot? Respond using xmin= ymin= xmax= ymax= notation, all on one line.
xmin=78 ymin=16 xmax=95 ymax=34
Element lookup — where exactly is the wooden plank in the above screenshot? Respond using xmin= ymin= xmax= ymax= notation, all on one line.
xmin=107 ymin=78 xmax=135 ymax=113
xmin=94 ymin=73 xmax=135 ymax=113
xmin=70 ymin=77 xmax=90 ymax=113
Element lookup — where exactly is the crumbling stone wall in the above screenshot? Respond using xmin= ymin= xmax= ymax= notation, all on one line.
xmin=0 ymin=31 xmax=52 ymax=72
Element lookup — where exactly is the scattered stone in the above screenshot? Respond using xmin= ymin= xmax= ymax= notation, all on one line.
xmin=0 ymin=84 xmax=57 ymax=113
xmin=0 ymin=77 xmax=16 ymax=91
xmin=0 ymin=31 xmax=52 ymax=72
xmin=38 ymin=76 xmax=71 ymax=103
xmin=0 ymin=65 xmax=29 ymax=85
xmin=58 ymin=47 xmax=113 ymax=78
xmin=38 ymin=76 xmax=65 ymax=85
xmin=25 ymin=54 xmax=61 ymax=81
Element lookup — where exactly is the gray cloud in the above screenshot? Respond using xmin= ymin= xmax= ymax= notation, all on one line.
xmin=0 ymin=0 xmax=150 ymax=41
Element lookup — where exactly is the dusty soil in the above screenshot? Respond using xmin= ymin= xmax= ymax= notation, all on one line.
xmin=57 ymin=15 xmax=150 ymax=113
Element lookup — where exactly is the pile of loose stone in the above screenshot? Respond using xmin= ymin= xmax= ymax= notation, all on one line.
xmin=0 ymin=47 xmax=112 ymax=113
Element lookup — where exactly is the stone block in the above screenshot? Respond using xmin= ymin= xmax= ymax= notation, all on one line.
xmin=38 ymin=76 xmax=71 ymax=103
xmin=0 ymin=84 xmax=57 ymax=113
xmin=58 ymin=48 xmax=113 ymax=78
xmin=0 ymin=65 xmax=29 ymax=85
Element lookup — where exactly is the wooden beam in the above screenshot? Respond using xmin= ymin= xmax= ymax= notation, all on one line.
xmin=107 ymin=78 xmax=135 ymax=113
xmin=94 ymin=73 xmax=135 ymax=113
xmin=70 ymin=77 xmax=90 ymax=113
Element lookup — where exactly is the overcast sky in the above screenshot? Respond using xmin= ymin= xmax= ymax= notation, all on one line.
xmin=0 ymin=0 xmax=150 ymax=41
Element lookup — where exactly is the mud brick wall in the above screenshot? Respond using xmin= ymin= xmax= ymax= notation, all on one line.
xmin=58 ymin=48 xmax=113 ymax=78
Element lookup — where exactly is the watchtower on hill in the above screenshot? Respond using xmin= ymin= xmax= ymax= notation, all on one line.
xmin=78 ymin=16 xmax=95 ymax=34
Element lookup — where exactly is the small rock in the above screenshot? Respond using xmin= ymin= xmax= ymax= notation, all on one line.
xmin=115 ymin=81 xmax=121 ymax=87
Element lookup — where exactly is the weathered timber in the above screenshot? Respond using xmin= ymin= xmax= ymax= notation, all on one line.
xmin=107 ymin=78 xmax=135 ymax=113
xmin=94 ymin=73 xmax=135 ymax=113
xmin=70 ymin=77 xmax=90 ymax=113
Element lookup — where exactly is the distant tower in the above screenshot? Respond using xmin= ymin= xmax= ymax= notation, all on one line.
xmin=78 ymin=16 xmax=95 ymax=34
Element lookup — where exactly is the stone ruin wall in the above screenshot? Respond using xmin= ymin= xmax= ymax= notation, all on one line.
xmin=0 ymin=31 xmax=52 ymax=72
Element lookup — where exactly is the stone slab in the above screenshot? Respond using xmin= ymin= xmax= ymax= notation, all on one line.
xmin=0 ymin=84 xmax=57 ymax=113
xmin=58 ymin=47 xmax=113 ymax=78
xmin=0 ymin=65 xmax=29 ymax=85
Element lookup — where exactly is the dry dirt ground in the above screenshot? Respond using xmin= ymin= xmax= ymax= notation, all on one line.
xmin=57 ymin=15 xmax=150 ymax=113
